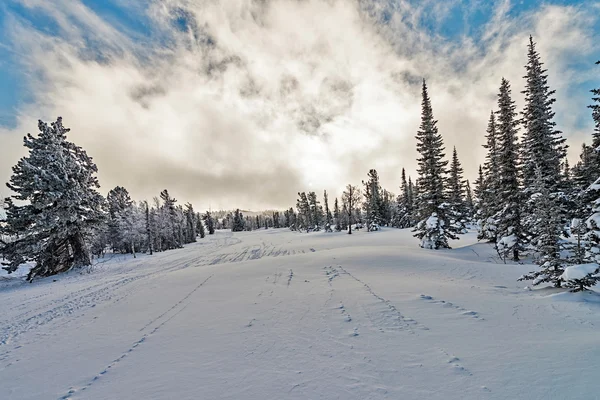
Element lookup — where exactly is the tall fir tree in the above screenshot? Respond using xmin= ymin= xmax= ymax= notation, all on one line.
xmin=362 ymin=169 xmax=384 ymax=230
xmin=478 ymin=111 xmax=501 ymax=242
xmin=203 ymin=211 xmax=215 ymax=235
xmin=323 ymin=190 xmax=333 ymax=232
xmin=342 ymin=184 xmax=361 ymax=234
xmin=333 ymin=197 xmax=342 ymax=232
xmin=519 ymin=170 xmax=565 ymax=287
xmin=0 ymin=118 xmax=105 ymax=280
xmin=394 ymin=168 xmax=413 ymax=228
xmin=413 ymin=80 xmax=457 ymax=249
xmin=494 ymin=78 xmax=526 ymax=261
xmin=296 ymin=192 xmax=311 ymax=232
xmin=446 ymin=147 xmax=467 ymax=233
xmin=520 ymin=36 xmax=567 ymax=191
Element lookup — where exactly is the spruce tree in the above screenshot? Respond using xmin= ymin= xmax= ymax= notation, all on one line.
xmin=362 ymin=169 xmax=384 ymax=231
xmin=413 ymin=80 xmax=457 ymax=249
xmin=232 ymin=209 xmax=245 ymax=232
xmin=333 ymin=197 xmax=342 ymax=232
xmin=196 ymin=212 xmax=206 ymax=238
xmin=307 ymin=191 xmax=322 ymax=230
xmin=296 ymin=192 xmax=311 ymax=232
xmin=107 ymin=186 xmax=133 ymax=253
xmin=394 ymin=168 xmax=411 ymax=228
xmin=0 ymin=118 xmax=105 ymax=280
xmin=342 ymin=184 xmax=361 ymax=234
xmin=447 ymin=147 xmax=467 ymax=233
xmin=478 ymin=111 xmax=501 ymax=242
xmin=520 ymin=36 xmax=567 ymax=191
xmin=519 ymin=170 xmax=565 ymax=287
xmin=495 ymin=78 xmax=525 ymax=261
xmin=203 ymin=211 xmax=215 ymax=235
xmin=323 ymin=190 xmax=333 ymax=232
xmin=465 ymin=180 xmax=474 ymax=221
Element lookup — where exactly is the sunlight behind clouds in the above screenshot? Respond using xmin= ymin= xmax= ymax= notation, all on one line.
xmin=0 ymin=0 xmax=598 ymax=210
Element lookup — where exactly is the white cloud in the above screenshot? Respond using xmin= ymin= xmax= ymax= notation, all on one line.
xmin=0 ymin=0 xmax=598 ymax=210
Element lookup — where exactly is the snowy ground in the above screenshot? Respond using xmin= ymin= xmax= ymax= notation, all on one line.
xmin=1 ymin=228 xmax=600 ymax=400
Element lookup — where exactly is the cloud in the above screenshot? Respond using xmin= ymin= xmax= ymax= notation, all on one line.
xmin=0 ymin=0 xmax=598 ymax=210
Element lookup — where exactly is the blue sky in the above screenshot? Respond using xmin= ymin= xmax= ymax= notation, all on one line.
xmin=1 ymin=0 xmax=597 ymax=129
xmin=0 ymin=0 xmax=598 ymax=209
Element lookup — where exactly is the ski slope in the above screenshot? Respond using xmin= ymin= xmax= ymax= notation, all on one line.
xmin=1 ymin=228 xmax=599 ymax=400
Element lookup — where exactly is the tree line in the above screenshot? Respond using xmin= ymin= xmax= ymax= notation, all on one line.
xmin=288 ymin=37 xmax=600 ymax=292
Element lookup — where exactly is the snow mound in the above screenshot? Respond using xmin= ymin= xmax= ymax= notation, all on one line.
xmin=561 ymin=264 xmax=599 ymax=281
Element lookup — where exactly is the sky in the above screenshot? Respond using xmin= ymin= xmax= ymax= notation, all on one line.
xmin=0 ymin=0 xmax=599 ymax=211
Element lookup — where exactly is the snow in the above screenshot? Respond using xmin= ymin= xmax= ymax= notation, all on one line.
xmin=561 ymin=263 xmax=600 ymax=281
xmin=425 ymin=213 xmax=439 ymax=229
xmin=1 ymin=228 xmax=600 ymax=399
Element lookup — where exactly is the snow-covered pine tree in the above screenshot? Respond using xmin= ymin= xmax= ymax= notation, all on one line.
xmin=413 ymin=80 xmax=457 ymax=249
xmin=196 ymin=212 xmax=206 ymax=239
xmin=393 ymin=168 xmax=413 ymax=228
xmin=342 ymin=184 xmax=361 ymax=234
xmin=519 ymin=169 xmax=565 ymax=287
xmin=560 ymin=177 xmax=600 ymax=292
xmin=465 ymin=180 xmax=474 ymax=222
xmin=307 ymin=191 xmax=322 ymax=231
xmin=333 ymin=197 xmax=342 ymax=232
xmin=107 ymin=186 xmax=133 ymax=253
xmin=203 ymin=211 xmax=215 ymax=235
xmin=287 ymin=207 xmax=297 ymax=230
xmin=323 ymin=190 xmax=333 ymax=232
xmin=340 ymin=201 xmax=349 ymax=231
xmin=296 ymin=192 xmax=311 ymax=232
xmin=494 ymin=78 xmax=526 ymax=261
xmin=478 ymin=111 xmax=501 ymax=242
xmin=0 ymin=118 xmax=105 ymax=280
xmin=362 ymin=169 xmax=384 ymax=231
xmin=232 ymin=209 xmax=245 ymax=232
xmin=446 ymin=147 xmax=467 ymax=233
xmin=157 ymin=190 xmax=179 ymax=249
xmin=144 ymin=201 xmax=154 ymax=255
xmin=184 ymin=203 xmax=197 ymax=243
xmin=520 ymin=37 xmax=568 ymax=252
xmin=520 ymin=36 xmax=567 ymax=191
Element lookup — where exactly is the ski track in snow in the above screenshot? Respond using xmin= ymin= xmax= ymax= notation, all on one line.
xmin=2 ymin=229 xmax=598 ymax=399
xmin=419 ymin=294 xmax=484 ymax=320
xmin=324 ymin=265 xmax=483 ymax=388
xmin=59 ymin=275 xmax=213 ymax=400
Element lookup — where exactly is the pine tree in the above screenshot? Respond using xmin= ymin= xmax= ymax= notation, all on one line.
xmin=446 ymin=147 xmax=467 ymax=233
xmin=394 ymin=168 xmax=413 ymax=228
xmin=203 ymin=211 xmax=215 ymax=235
xmin=333 ymin=197 xmax=342 ymax=232
xmin=413 ymin=80 xmax=457 ymax=249
xmin=159 ymin=190 xmax=180 ymax=249
xmin=232 ymin=209 xmax=245 ymax=232
xmin=196 ymin=212 xmax=206 ymax=239
xmin=362 ymin=169 xmax=384 ymax=231
xmin=323 ymin=190 xmax=333 ymax=232
xmin=342 ymin=184 xmax=361 ymax=234
xmin=184 ymin=203 xmax=197 ymax=243
xmin=478 ymin=112 xmax=501 ymax=242
xmin=145 ymin=201 xmax=153 ymax=255
xmin=107 ymin=186 xmax=133 ymax=253
xmin=560 ymin=177 xmax=600 ymax=292
xmin=519 ymin=170 xmax=565 ymax=287
xmin=296 ymin=192 xmax=311 ymax=232
xmin=0 ymin=118 xmax=105 ymax=280
xmin=307 ymin=191 xmax=322 ymax=231
xmin=520 ymin=36 xmax=567 ymax=192
xmin=465 ymin=180 xmax=474 ymax=221
xmin=494 ymin=78 xmax=525 ymax=261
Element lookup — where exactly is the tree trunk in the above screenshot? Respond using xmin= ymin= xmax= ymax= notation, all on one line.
xmin=70 ymin=232 xmax=91 ymax=267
